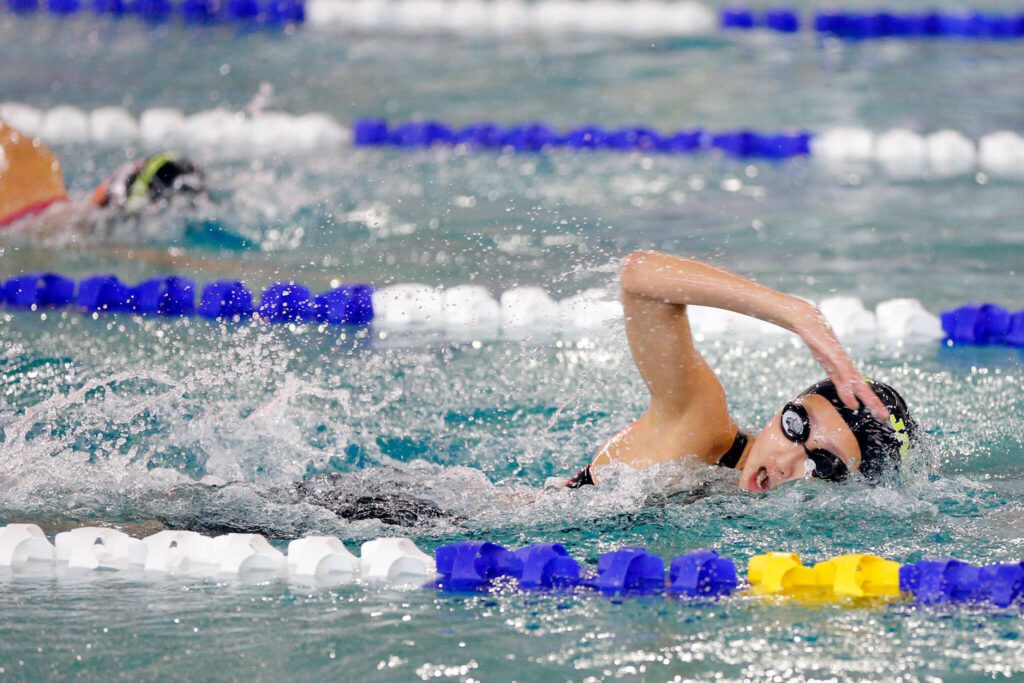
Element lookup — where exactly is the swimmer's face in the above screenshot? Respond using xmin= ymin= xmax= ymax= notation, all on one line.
xmin=739 ymin=394 xmax=862 ymax=493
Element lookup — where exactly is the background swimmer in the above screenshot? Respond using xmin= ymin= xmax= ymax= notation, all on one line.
xmin=567 ymin=250 xmax=919 ymax=492
xmin=0 ymin=120 xmax=205 ymax=241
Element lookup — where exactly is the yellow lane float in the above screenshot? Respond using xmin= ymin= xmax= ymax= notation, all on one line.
xmin=747 ymin=552 xmax=901 ymax=602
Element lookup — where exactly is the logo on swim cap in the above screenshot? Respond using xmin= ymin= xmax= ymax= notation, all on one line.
xmin=889 ymin=415 xmax=911 ymax=460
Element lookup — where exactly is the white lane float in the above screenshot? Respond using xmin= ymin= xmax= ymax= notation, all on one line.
xmin=0 ymin=102 xmax=44 ymax=137
xmin=810 ymin=127 xmax=875 ymax=165
xmin=819 ymin=296 xmax=877 ymax=339
xmin=875 ymin=298 xmax=945 ymax=340
xmin=443 ymin=284 xmax=502 ymax=334
xmin=875 ymin=129 xmax=928 ymax=178
xmin=303 ymin=0 xmax=717 ymax=36
xmin=359 ymin=537 xmax=436 ymax=581
xmin=371 ymin=284 xmax=445 ymax=329
xmin=978 ymin=131 xmax=1024 ymax=178
xmin=142 ymin=530 xmax=219 ymax=573
xmin=499 ymin=286 xmax=560 ymax=334
xmin=40 ymin=105 xmax=90 ymax=144
xmin=926 ymin=130 xmax=977 ymax=178
xmin=89 ymin=106 xmax=140 ymax=146
xmin=139 ymin=107 xmax=187 ymax=148
xmin=1 ymin=103 xmax=350 ymax=159
xmin=287 ymin=536 xmax=358 ymax=576
xmin=0 ymin=524 xmax=56 ymax=567
xmin=0 ymin=524 xmax=439 ymax=584
xmin=55 ymin=527 xmax=147 ymax=570
xmin=208 ymin=533 xmax=287 ymax=574
xmin=558 ymin=288 xmax=623 ymax=331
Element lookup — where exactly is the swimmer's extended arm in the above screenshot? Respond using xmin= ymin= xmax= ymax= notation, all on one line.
xmin=619 ymin=251 xmax=888 ymax=420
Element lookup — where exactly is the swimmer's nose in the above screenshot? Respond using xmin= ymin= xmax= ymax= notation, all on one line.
xmin=771 ymin=443 xmax=807 ymax=485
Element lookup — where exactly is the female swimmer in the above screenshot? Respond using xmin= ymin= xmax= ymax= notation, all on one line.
xmin=566 ymin=251 xmax=918 ymax=492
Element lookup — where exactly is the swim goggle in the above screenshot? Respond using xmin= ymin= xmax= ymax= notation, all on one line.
xmin=780 ymin=402 xmax=850 ymax=483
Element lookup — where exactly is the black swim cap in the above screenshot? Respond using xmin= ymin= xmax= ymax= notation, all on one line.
xmin=799 ymin=378 xmax=917 ymax=481
xmin=97 ymin=152 xmax=205 ymax=211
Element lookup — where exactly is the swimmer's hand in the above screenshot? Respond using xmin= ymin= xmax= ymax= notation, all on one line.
xmin=793 ymin=302 xmax=890 ymax=422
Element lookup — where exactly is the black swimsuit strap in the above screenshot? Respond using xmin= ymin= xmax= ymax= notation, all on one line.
xmin=716 ymin=431 xmax=748 ymax=469
xmin=564 ymin=465 xmax=594 ymax=488
xmin=568 ymin=430 xmax=748 ymax=488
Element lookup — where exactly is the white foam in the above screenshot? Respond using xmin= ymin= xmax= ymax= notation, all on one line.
xmin=359 ymin=537 xmax=435 ymax=581
xmin=287 ymin=536 xmax=358 ymax=576
xmin=0 ymin=524 xmax=55 ymax=567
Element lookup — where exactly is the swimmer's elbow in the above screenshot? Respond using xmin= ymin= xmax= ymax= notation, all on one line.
xmin=620 ymin=251 xmax=658 ymax=294
xmin=621 ymin=250 xmax=699 ymax=297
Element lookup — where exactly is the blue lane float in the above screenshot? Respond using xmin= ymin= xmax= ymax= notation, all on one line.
xmin=2 ymin=273 xmax=75 ymax=309
xmin=432 ymin=540 xmax=1024 ymax=608
xmin=434 ymin=542 xmax=673 ymax=595
xmin=353 ymin=119 xmax=812 ymax=159
xmin=669 ymin=549 xmax=738 ymax=597
xmin=435 ymin=541 xmax=527 ymax=591
xmin=899 ymin=559 xmax=1024 ymax=607
xmin=722 ymin=7 xmax=1024 ymax=39
xmin=197 ymin=280 xmax=254 ymax=320
xmin=434 ymin=541 xmax=581 ymax=592
xmin=514 ymin=544 xmax=581 ymax=589
xmin=941 ymin=304 xmax=1024 ymax=347
xmin=132 ymin=276 xmax=196 ymax=316
xmin=3 ymin=0 xmax=303 ymax=23
xmin=0 ymin=272 xmax=373 ymax=326
xmin=588 ymin=547 xmax=666 ymax=594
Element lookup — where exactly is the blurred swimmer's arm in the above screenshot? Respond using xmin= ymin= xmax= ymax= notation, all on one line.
xmin=619 ymin=251 xmax=887 ymax=419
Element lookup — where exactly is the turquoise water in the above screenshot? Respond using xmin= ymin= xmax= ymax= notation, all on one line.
xmin=2 ymin=11 xmax=1024 ymax=681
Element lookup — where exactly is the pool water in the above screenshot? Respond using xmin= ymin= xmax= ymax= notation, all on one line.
xmin=2 ymin=10 xmax=1024 ymax=681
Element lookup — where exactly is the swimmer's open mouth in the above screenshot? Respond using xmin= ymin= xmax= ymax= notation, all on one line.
xmin=747 ymin=467 xmax=770 ymax=493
